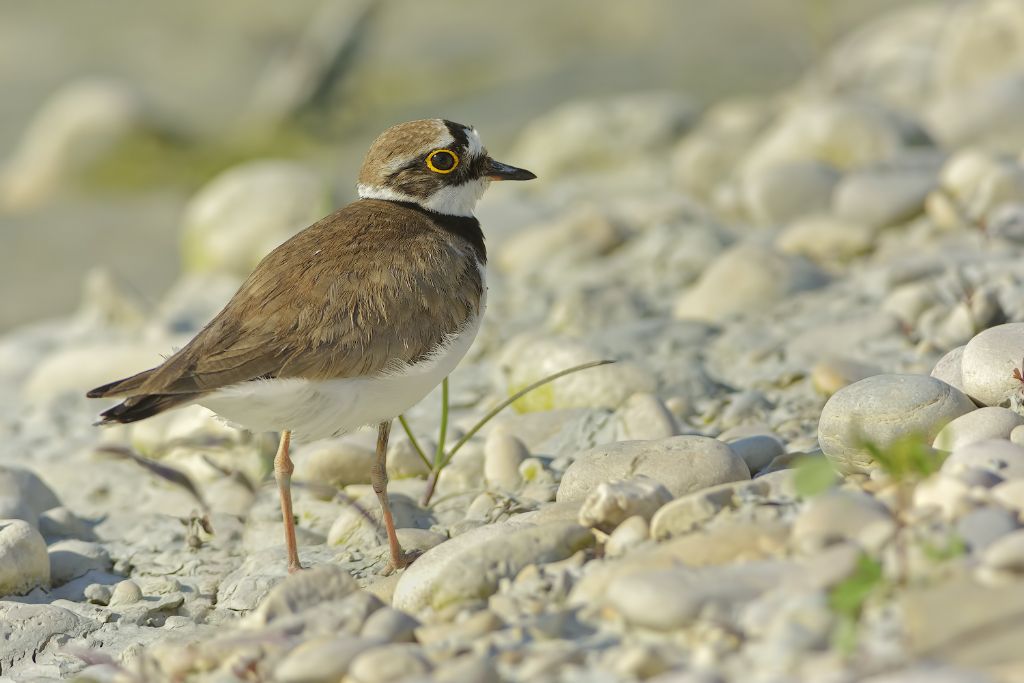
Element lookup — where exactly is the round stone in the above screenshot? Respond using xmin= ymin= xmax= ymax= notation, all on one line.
xmin=943 ymin=438 xmax=1024 ymax=480
xmin=348 ymin=643 xmax=431 ymax=683
xmin=577 ymin=476 xmax=673 ymax=533
xmin=556 ymin=436 xmax=750 ymax=503
xmin=483 ymin=430 xmax=529 ymax=491
xmin=931 ymin=346 xmax=967 ymax=394
xmin=933 ymin=407 xmax=1024 ymax=451
xmin=961 ymin=323 xmax=1024 ymax=406
xmin=792 ymin=490 xmax=894 ymax=552
xmin=740 ymin=160 xmax=839 ymax=226
xmin=817 ymin=374 xmax=976 ymax=472
xmin=0 ymin=519 xmax=50 ymax=596
xmin=109 ymin=579 xmax=143 ymax=606
xmin=293 ymin=439 xmax=375 ymax=489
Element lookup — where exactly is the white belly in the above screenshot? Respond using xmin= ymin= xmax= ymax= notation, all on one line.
xmin=199 ymin=312 xmax=481 ymax=442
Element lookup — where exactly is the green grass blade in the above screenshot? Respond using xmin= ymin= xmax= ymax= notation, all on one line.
xmin=434 ymin=377 xmax=449 ymax=468
xmin=438 ymin=359 xmax=614 ymax=469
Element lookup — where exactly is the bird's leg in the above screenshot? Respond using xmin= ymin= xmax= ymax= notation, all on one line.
xmin=373 ymin=420 xmax=419 ymax=571
xmin=274 ymin=430 xmax=303 ymax=573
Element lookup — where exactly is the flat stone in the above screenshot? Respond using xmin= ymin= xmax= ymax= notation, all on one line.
xmin=249 ymin=564 xmax=360 ymax=625
xmin=293 ymin=438 xmax=375 ymax=488
xmin=47 ymin=539 xmax=111 ymax=586
xmin=348 ymin=643 xmax=431 ymax=683
xmin=0 ymin=519 xmax=50 ymax=596
xmin=741 ymin=160 xmax=839 ymax=225
xmin=818 ymin=374 xmax=976 ymax=472
xmin=650 ymin=479 xmax=772 ymax=540
xmin=956 ymin=506 xmax=1019 ymax=554
xmin=557 ymin=436 xmax=749 ymax=503
xmin=961 ymin=323 xmax=1024 ymax=406
xmin=0 ymin=602 xmax=100 ymax=672
xmin=724 ymin=435 xmax=786 ymax=474
xmin=274 ymin=635 xmax=382 ymax=683
xmin=359 ymin=606 xmax=419 ymax=643
xmin=833 ymin=167 xmax=933 ymax=229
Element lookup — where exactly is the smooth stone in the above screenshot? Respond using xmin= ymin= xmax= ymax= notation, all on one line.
xmin=577 ymin=476 xmax=673 ymax=533
xmin=109 ymin=579 xmax=144 ymax=606
xmin=650 ymin=479 xmax=772 ymax=540
xmin=392 ymin=519 xmax=593 ymax=614
xmin=293 ymin=439 xmax=375 ymax=488
xmin=483 ymin=430 xmax=528 ymax=491
xmin=724 ymin=435 xmax=785 ymax=474
xmin=961 ymin=323 xmax=1024 ymax=406
xmin=605 ymin=516 xmax=650 ymax=558
xmin=497 ymin=333 xmax=656 ymax=411
xmin=249 ymin=564 xmax=360 ymax=625
xmin=327 ymin=492 xmax=432 ymax=549
xmin=359 ymin=606 xmax=419 ymax=643
xmin=674 ymin=242 xmax=827 ymax=322
xmin=741 ymin=160 xmax=839 ymax=226
xmin=275 ymin=636 xmax=382 ymax=683
xmin=792 ymin=490 xmax=894 ymax=552
xmin=606 ymin=562 xmax=791 ymax=631
xmin=413 ymin=609 xmax=502 ymax=647
xmin=810 ymin=358 xmax=882 ymax=397
xmin=956 ymin=507 xmax=1019 ymax=553
xmin=818 ymin=374 xmax=976 ymax=472
xmin=48 ymin=540 xmax=112 ymax=586
xmin=913 ymin=475 xmax=972 ymax=520
xmin=37 ymin=507 xmax=94 ymax=541
xmin=861 ymin=667 xmax=996 ymax=683
xmin=181 ymin=159 xmax=327 ymax=277
xmin=740 ymin=99 xmax=905 ymax=173
xmin=931 ymin=346 xmax=967 ymax=394
xmin=23 ymin=343 xmax=167 ymax=404
xmin=0 ymin=519 xmax=50 ymax=596
xmin=0 ymin=466 xmax=61 ymax=525
xmin=557 ymin=436 xmax=750 ymax=503
xmin=348 ymin=643 xmax=431 ymax=683
xmin=833 ymin=167 xmax=933 ymax=229
xmin=933 ymin=407 xmax=1024 ymax=451
xmin=943 ymin=438 xmax=1024 ymax=480
xmin=982 ymin=529 xmax=1024 ymax=572
xmin=992 ymin=479 xmax=1024 ymax=513
xmin=776 ymin=214 xmax=875 ymax=263
xmin=928 ymin=74 xmax=1024 ymax=153
xmin=431 ymin=654 xmax=501 ymax=683
xmin=84 ymin=583 xmax=112 ymax=605
xmin=614 ymin=392 xmax=679 ymax=441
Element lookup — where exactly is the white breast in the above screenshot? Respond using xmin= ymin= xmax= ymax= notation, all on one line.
xmin=199 ymin=306 xmax=483 ymax=443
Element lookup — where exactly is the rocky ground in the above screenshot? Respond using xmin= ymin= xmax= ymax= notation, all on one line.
xmin=4 ymin=1 xmax=1024 ymax=681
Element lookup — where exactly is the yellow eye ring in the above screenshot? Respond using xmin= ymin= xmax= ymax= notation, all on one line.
xmin=426 ymin=148 xmax=459 ymax=174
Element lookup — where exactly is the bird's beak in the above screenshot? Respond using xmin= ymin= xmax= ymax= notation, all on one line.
xmin=484 ymin=157 xmax=536 ymax=181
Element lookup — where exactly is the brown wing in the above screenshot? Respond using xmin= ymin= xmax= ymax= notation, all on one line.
xmin=107 ymin=200 xmax=484 ymax=399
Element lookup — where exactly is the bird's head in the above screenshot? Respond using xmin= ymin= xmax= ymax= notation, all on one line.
xmin=357 ymin=119 xmax=535 ymax=217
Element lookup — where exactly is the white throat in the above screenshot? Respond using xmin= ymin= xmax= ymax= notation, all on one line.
xmin=358 ymin=178 xmax=489 ymax=217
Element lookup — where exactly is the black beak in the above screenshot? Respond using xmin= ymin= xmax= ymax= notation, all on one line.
xmin=484 ymin=157 xmax=536 ymax=181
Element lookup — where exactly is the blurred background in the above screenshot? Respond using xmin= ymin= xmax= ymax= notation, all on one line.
xmin=0 ymin=0 xmax=923 ymax=331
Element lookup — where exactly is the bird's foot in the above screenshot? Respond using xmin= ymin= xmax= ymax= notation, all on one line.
xmin=287 ymin=561 xmax=305 ymax=574
xmin=384 ymin=548 xmax=423 ymax=575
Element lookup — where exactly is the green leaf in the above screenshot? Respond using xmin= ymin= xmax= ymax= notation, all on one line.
xmin=793 ymin=456 xmax=839 ymax=498
xmin=828 ymin=553 xmax=883 ymax=619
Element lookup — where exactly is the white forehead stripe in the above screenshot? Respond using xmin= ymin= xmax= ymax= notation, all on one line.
xmin=465 ymin=127 xmax=484 ymax=157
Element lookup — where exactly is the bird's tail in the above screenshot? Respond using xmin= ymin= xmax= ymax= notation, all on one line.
xmin=94 ymin=393 xmax=195 ymax=425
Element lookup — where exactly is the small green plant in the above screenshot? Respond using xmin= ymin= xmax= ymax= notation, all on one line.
xmin=828 ymin=552 xmax=886 ymax=655
xmin=399 ymin=360 xmax=612 ymax=506
xmin=792 ymin=455 xmax=840 ymax=498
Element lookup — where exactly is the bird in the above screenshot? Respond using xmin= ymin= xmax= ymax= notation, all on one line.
xmin=87 ymin=119 xmax=535 ymax=573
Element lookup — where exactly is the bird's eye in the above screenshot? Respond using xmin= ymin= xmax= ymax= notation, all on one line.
xmin=426 ymin=149 xmax=459 ymax=174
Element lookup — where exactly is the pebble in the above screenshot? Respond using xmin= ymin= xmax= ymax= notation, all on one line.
xmin=48 ymin=539 xmax=112 ymax=586
xmin=740 ymin=160 xmax=839 ymax=225
xmin=931 ymin=346 xmax=967 ymax=394
xmin=348 ymin=643 xmax=431 ymax=683
xmin=674 ymin=242 xmax=827 ymax=322
xmin=84 ymin=582 xmax=112 ymax=605
xmin=776 ymin=214 xmax=876 ymax=263
xmin=557 ymin=436 xmax=749 ymax=503
xmin=497 ymin=333 xmax=656 ymax=411
xmin=933 ymin=407 xmax=1024 ymax=451
xmin=960 ymin=323 xmax=1024 ymax=406
xmin=810 ymin=357 xmax=883 ymax=397
xmin=817 ymin=374 xmax=976 ymax=472
xmin=180 ymin=159 xmax=327 ymax=277
xmin=606 ymin=562 xmax=790 ymax=631
xmin=913 ymin=475 xmax=972 ymax=520
xmin=723 ymin=435 xmax=786 ymax=474
xmin=483 ymin=430 xmax=528 ymax=491
xmin=359 ymin=606 xmax=419 ymax=643
xmin=861 ymin=667 xmax=997 ymax=683
xmin=956 ymin=506 xmax=1019 ymax=553
xmin=0 ymin=466 xmax=61 ymax=527
xmin=832 ymin=166 xmax=933 ymax=229
xmin=274 ymin=636 xmax=382 ymax=683
xmin=109 ymin=579 xmax=144 ymax=606
xmin=430 ymin=654 xmax=501 ymax=683
xmin=0 ymin=519 xmax=50 ymax=595
xmin=250 ymin=564 xmax=360 ymax=625
xmin=392 ymin=519 xmax=593 ymax=614
xmin=981 ymin=529 xmax=1024 ymax=573
xmin=614 ymin=392 xmax=679 ymax=441
xmin=650 ymin=479 xmax=771 ymax=540
xmin=293 ymin=438 xmax=375 ymax=488
xmin=943 ymin=438 xmax=1024 ymax=480
xmin=605 ymin=515 xmax=650 ymax=557
xmin=792 ymin=490 xmax=894 ymax=552
xmin=577 ymin=476 xmax=673 ymax=533
xmin=992 ymin=479 xmax=1024 ymax=513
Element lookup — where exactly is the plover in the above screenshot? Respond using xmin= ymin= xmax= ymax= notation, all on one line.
xmin=88 ymin=119 xmax=534 ymax=572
